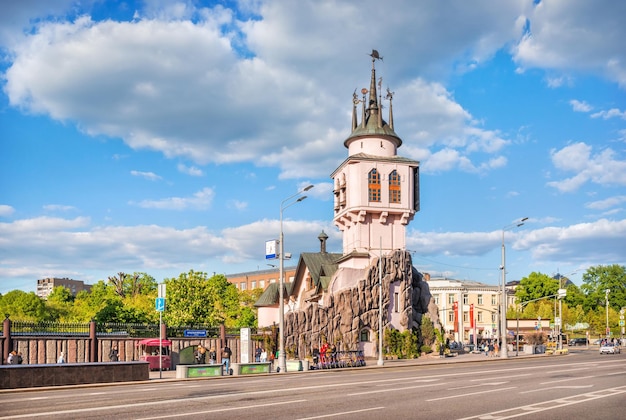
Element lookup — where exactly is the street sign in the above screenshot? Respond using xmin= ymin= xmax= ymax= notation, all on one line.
xmin=265 ymin=239 xmax=278 ymax=259
xmin=184 ymin=329 xmax=207 ymax=337
xmin=155 ymin=297 xmax=165 ymax=312
xmin=619 ymin=320 xmax=625 ymax=326
xmin=158 ymin=283 xmax=166 ymax=298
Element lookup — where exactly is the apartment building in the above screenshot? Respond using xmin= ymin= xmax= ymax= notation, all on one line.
xmin=36 ymin=277 xmax=92 ymax=299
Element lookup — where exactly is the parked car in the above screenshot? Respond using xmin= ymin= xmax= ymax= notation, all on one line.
xmin=599 ymin=343 xmax=621 ymax=354
xmin=569 ymin=338 xmax=588 ymax=346
xmin=592 ymin=339 xmax=602 ymax=345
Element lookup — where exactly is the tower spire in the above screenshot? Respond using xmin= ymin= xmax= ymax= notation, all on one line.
xmin=368 ymin=50 xmax=381 ymax=112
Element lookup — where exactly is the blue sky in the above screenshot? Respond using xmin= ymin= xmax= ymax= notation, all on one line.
xmin=1 ymin=0 xmax=625 ymax=294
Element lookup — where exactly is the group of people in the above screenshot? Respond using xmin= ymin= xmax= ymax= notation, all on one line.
xmin=254 ymin=346 xmax=269 ymax=362
xmin=194 ymin=344 xmax=232 ymax=374
xmin=480 ymin=340 xmax=500 ymax=357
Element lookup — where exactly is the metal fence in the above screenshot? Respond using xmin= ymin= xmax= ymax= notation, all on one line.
xmin=11 ymin=321 xmax=90 ymax=336
xmin=7 ymin=321 xmax=253 ymax=338
xmin=97 ymin=322 xmax=159 ymax=337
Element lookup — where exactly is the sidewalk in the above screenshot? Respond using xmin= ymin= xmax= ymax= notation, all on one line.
xmin=148 ymin=350 xmax=546 ymax=381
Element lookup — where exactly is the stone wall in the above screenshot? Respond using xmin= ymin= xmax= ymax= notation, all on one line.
xmin=284 ymin=250 xmax=440 ymax=358
xmin=0 ymin=361 xmax=149 ymax=389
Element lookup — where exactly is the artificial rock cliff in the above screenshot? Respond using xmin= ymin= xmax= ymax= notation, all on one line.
xmin=283 ymin=250 xmax=440 ymax=358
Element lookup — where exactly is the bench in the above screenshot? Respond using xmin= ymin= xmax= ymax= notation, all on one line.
xmin=175 ymin=364 xmax=223 ymax=378
xmin=231 ymin=362 xmax=272 ymax=375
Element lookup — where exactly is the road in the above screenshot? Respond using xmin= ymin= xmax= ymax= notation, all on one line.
xmin=1 ymin=349 xmax=624 ymax=419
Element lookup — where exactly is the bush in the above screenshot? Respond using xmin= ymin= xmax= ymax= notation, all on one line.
xmin=420 ymin=345 xmax=432 ymax=354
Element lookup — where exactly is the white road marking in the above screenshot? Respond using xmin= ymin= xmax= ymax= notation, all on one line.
xmin=135 ymin=400 xmax=308 ymax=419
xmin=458 ymin=385 xmax=626 ymax=419
xmin=298 ymin=406 xmax=385 ymax=419
xmin=426 ymin=386 xmax=517 ymax=402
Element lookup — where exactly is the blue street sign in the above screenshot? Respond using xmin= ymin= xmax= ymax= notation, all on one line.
xmin=155 ymin=297 xmax=165 ymax=312
xmin=184 ymin=329 xmax=207 ymax=338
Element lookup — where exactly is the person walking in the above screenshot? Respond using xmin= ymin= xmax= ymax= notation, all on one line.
xmin=255 ymin=346 xmax=262 ymax=362
xmin=260 ymin=348 xmax=267 ymax=363
xmin=221 ymin=344 xmax=232 ymax=375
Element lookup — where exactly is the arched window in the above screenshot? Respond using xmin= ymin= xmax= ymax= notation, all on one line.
xmin=368 ymin=169 xmax=381 ymax=202
xmin=389 ymin=170 xmax=401 ymax=203
xmin=360 ymin=329 xmax=370 ymax=342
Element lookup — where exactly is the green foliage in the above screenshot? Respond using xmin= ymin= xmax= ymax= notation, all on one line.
xmin=0 ymin=290 xmax=49 ymax=321
xmin=163 ymin=270 xmax=247 ymax=327
xmin=45 ymin=286 xmax=75 ymax=321
xmin=580 ymin=264 xmax=626 ymax=312
xmin=515 ymin=272 xmax=558 ymax=303
xmin=420 ymin=315 xmax=436 ymax=346
xmin=420 ymin=345 xmax=432 ymax=354
xmin=384 ymin=328 xmax=420 ymax=359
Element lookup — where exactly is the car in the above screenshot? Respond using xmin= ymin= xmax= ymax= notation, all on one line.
xmin=592 ymin=339 xmax=602 ymax=345
xmin=569 ymin=338 xmax=588 ymax=346
xmin=599 ymin=343 xmax=621 ymax=354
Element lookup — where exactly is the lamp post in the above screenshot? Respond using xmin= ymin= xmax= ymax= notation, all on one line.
xmin=500 ymin=217 xmax=528 ymax=359
xmin=605 ymin=289 xmax=610 ymax=338
xmin=278 ymin=184 xmax=313 ymax=374
xmin=378 ymin=237 xmax=384 ymax=366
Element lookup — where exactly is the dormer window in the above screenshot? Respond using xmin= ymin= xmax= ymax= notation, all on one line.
xmin=368 ymin=169 xmax=381 ymax=202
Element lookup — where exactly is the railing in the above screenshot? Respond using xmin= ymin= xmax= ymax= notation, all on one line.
xmin=6 ymin=320 xmax=255 ymax=338
xmin=11 ymin=321 xmax=90 ymax=336
xmin=97 ymin=322 xmax=159 ymax=337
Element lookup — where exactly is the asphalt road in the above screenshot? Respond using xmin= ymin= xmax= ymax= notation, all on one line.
xmin=1 ymin=349 xmax=624 ymax=419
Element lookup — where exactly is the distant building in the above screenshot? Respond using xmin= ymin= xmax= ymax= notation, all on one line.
xmin=426 ymin=276 xmax=501 ymax=343
xmin=226 ymin=267 xmax=297 ymax=291
xmin=36 ymin=277 xmax=92 ymax=299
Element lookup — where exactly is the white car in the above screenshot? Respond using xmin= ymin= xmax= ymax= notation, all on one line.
xmin=599 ymin=343 xmax=621 ymax=354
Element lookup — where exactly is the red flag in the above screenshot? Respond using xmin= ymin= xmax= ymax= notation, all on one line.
xmin=453 ymin=301 xmax=458 ymax=332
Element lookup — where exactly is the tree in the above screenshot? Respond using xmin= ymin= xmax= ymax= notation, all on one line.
xmin=515 ymin=272 xmax=558 ymax=303
xmin=107 ymin=272 xmax=157 ymax=298
xmin=0 ymin=290 xmax=49 ymax=321
xmin=580 ymin=264 xmax=626 ymax=312
xmin=163 ymin=270 xmax=243 ymax=326
xmin=45 ymin=286 xmax=75 ymax=321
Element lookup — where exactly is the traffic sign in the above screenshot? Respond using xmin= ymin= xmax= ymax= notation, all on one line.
xmin=620 ymin=320 xmax=625 ymax=326
xmin=155 ymin=297 xmax=166 ymax=312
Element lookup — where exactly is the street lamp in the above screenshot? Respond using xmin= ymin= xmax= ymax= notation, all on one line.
xmin=378 ymin=237 xmax=384 ymax=366
xmin=605 ymin=289 xmax=610 ymax=338
xmin=500 ymin=217 xmax=528 ymax=359
xmin=278 ymin=184 xmax=313 ymax=373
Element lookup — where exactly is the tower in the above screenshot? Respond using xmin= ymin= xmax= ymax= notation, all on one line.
xmin=331 ymin=50 xmax=420 ymax=269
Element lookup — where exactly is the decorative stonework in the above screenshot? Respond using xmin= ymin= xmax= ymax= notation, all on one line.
xmin=283 ymin=250 xmax=440 ymax=357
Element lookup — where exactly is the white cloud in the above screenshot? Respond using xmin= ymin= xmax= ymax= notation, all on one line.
xmin=591 ymin=108 xmax=626 ymax=120
xmin=131 ymin=187 xmax=215 ymax=210
xmin=130 ymin=170 xmax=162 ymax=181
xmin=514 ymin=0 xmax=626 ymax=88
xmin=2 ymin=1 xmax=529 ymax=181
xmin=569 ymin=99 xmax=592 ymax=113
xmin=518 ymin=219 xmax=626 ymax=263
xmin=0 ymin=205 xmax=16 ymax=217
xmin=585 ymin=195 xmax=626 ymax=210
xmin=43 ymin=204 xmax=77 ymax=212
xmin=177 ymin=164 xmax=203 ymax=177
xmin=547 ymin=142 xmax=626 ymax=192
